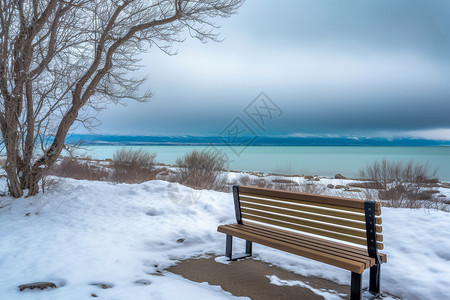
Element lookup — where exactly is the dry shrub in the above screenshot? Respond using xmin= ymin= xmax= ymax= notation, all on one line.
xmin=359 ymin=159 xmax=439 ymax=208
xmin=155 ymin=167 xmax=175 ymax=180
xmin=272 ymin=178 xmax=299 ymax=185
xmin=297 ymin=181 xmax=326 ymax=194
xmin=172 ymin=150 xmax=228 ymax=191
xmin=237 ymin=174 xmax=251 ymax=186
xmin=348 ymin=181 xmax=384 ymax=189
xmin=272 ymin=178 xmax=300 ymax=191
xmin=239 ymin=176 xmax=325 ymax=194
xmin=248 ymin=178 xmax=273 ymax=189
xmin=111 ymin=148 xmax=157 ymax=183
xmin=50 ymin=156 xmax=109 ymax=181
xmin=40 ymin=174 xmax=61 ymax=193
xmin=235 ymin=177 xmax=280 ymax=189
xmin=231 ymin=177 xmax=272 ymax=189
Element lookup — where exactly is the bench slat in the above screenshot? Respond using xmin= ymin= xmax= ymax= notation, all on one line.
xmin=218 ymin=224 xmax=367 ymax=274
xmin=241 ymin=207 xmax=368 ymax=238
xmin=225 ymin=224 xmax=375 ymax=269
xmin=239 ymin=186 xmax=381 ymax=215
xmin=240 ymin=196 xmax=382 ymax=225
xmin=241 ymin=213 xmax=384 ymax=250
xmin=240 ymin=193 xmax=364 ymax=214
xmin=240 ymin=200 xmax=383 ymax=233
xmin=229 ymin=222 xmax=387 ymax=263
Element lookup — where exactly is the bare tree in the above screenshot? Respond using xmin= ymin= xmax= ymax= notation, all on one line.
xmin=0 ymin=0 xmax=243 ymax=197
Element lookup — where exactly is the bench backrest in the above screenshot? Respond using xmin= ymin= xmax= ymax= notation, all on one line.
xmin=233 ymin=185 xmax=383 ymax=256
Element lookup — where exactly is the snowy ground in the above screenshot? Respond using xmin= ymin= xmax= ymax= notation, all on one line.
xmin=0 ymin=178 xmax=449 ymax=299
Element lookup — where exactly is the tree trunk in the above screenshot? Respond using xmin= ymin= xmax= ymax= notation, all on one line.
xmin=19 ymin=168 xmax=42 ymax=197
xmin=4 ymin=164 xmax=24 ymax=198
xmin=22 ymin=173 xmax=40 ymax=197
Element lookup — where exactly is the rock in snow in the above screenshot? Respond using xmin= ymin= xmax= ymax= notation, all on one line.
xmin=18 ymin=282 xmax=57 ymax=291
xmin=334 ymin=173 xmax=347 ymax=179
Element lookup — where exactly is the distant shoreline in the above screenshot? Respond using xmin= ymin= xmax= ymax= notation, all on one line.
xmin=67 ymin=146 xmax=450 ymax=182
xmin=63 ymin=134 xmax=450 ymax=147
xmin=69 ymin=142 xmax=450 ymax=147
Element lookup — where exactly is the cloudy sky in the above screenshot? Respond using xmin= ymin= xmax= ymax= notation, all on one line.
xmin=93 ymin=0 xmax=450 ymax=140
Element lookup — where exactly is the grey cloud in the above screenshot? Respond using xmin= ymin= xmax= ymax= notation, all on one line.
xmin=231 ymin=0 xmax=450 ymax=60
xmin=94 ymin=0 xmax=450 ymax=139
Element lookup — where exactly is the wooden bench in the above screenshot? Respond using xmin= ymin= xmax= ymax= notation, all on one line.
xmin=217 ymin=186 xmax=387 ymax=300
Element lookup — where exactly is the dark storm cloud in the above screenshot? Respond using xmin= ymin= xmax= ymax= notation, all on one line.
xmin=273 ymin=92 xmax=450 ymax=134
xmin=95 ymin=0 xmax=450 ymax=140
xmin=233 ymin=0 xmax=450 ymax=60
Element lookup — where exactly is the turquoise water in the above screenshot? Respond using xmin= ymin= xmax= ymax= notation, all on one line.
xmin=77 ymin=146 xmax=450 ymax=181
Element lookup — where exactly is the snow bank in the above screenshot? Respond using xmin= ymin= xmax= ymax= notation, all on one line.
xmin=0 ymin=178 xmax=449 ymax=299
xmin=0 ymin=179 xmax=244 ymax=299
xmin=267 ymin=275 xmax=346 ymax=300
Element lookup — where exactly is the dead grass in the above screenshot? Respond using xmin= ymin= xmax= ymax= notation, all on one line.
xmin=236 ymin=174 xmax=251 ymax=186
xmin=32 ymin=154 xmax=450 ymax=213
xmin=297 ymin=181 xmax=326 ymax=194
xmin=235 ymin=175 xmax=326 ymax=195
xmin=359 ymin=159 xmax=441 ymax=208
xmin=272 ymin=178 xmax=300 ymax=191
xmin=40 ymin=174 xmax=61 ymax=193
xmin=47 ymin=148 xmax=158 ymax=185
xmin=49 ymin=156 xmax=110 ymax=181
xmin=111 ymin=148 xmax=158 ymax=183
xmin=170 ymin=150 xmax=228 ymax=191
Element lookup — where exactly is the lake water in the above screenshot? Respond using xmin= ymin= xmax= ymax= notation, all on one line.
xmin=77 ymin=146 xmax=450 ymax=181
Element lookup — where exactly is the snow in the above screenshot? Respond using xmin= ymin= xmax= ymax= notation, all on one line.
xmin=0 ymin=179 xmax=243 ymax=300
xmin=0 ymin=178 xmax=450 ymax=299
xmin=215 ymin=256 xmax=232 ymax=265
xmin=267 ymin=275 xmax=346 ymax=300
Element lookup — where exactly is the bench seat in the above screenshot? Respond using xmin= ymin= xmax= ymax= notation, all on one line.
xmin=218 ymin=222 xmax=386 ymax=274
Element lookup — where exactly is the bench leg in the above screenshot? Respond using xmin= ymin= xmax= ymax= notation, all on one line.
xmin=350 ymin=272 xmax=362 ymax=300
xmin=369 ymin=261 xmax=381 ymax=296
xmin=225 ymin=234 xmax=233 ymax=259
xmin=225 ymin=235 xmax=252 ymax=261
xmin=246 ymin=240 xmax=252 ymax=256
